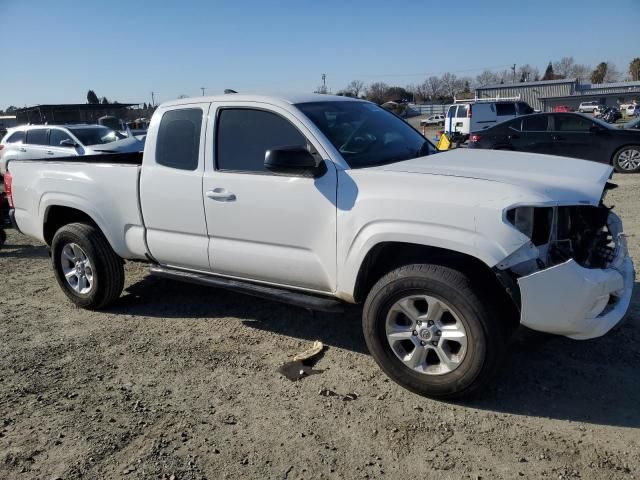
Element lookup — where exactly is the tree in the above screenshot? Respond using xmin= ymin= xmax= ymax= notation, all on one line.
xmin=553 ymin=57 xmax=575 ymax=78
xmin=424 ymin=76 xmax=443 ymax=100
xmin=629 ymin=58 xmax=640 ymax=81
xmin=440 ymin=72 xmax=460 ymax=100
xmin=475 ymin=69 xmax=499 ymax=87
xmin=87 ymin=90 xmax=100 ymax=104
xmin=591 ymin=62 xmax=608 ymax=84
xmin=314 ymin=84 xmax=329 ymax=94
xmin=386 ymin=86 xmax=410 ymax=102
xmin=542 ymin=62 xmax=556 ymax=80
xmin=571 ymin=63 xmax=591 ymax=82
xmin=5 ymin=105 xmax=17 ymax=113
xmin=604 ymin=63 xmax=620 ymax=83
xmin=101 ymin=96 xmax=109 ymax=104
xmin=345 ymin=80 xmax=365 ymax=98
xmin=517 ymin=64 xmax=539 ymax=83
xmin=365 ymin=82 xmax=390 ymax=104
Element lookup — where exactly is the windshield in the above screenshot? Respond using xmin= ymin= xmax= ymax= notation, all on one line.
xmin=296 ymin=101 xmax=436 ymax=168
xmin=69 ymin=126 xmax=121 ymax=146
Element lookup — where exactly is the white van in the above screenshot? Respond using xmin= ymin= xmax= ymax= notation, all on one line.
xmin=444 ymin=100 xmax=533 ymax=140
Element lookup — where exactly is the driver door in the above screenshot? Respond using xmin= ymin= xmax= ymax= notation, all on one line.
xmin=202 ymin=103 xmax=337 ymax=292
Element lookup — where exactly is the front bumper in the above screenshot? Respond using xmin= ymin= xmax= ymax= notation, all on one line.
xmin=518 ymin=232 xmax=635 ymax=340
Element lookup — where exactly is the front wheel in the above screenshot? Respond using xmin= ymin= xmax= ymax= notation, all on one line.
xmin=613 ymin=145 xmax=640 ymax=173
xmin=362 ymin=264 xmax=506 ymax=399
xmin=51 ymin=222 xmax=124 ymax=309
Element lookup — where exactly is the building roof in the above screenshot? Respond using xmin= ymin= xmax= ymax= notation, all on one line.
xmin=16 ymin=103 xmax=139 ymax=112
xmin=162 ymin=93 xmax=365 ymax=108
xmin=579 ymin=80 xmax=640 ymax=91
xmin=477 ymin=78 xmax=578 ymax=90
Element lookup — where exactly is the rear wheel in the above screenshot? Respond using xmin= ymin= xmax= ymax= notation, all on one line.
xmin=362 ymin=264 xmax=506 ymax=399
xmin=613 ymin=145 xmax=640 ymax=173
xmin=51 ymin=222 xmax=124 ymax=309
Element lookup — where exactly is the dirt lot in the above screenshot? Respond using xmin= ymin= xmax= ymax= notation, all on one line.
xmin=0 ymin=175 xmax=638 ymax=480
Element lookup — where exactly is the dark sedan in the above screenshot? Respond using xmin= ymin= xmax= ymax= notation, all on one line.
xmin=468 ymin=112 xmax=640 ymax=173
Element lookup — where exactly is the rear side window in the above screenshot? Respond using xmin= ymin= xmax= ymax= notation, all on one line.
xmin=4 ymin=131 xmax=25 ymax=143
xmin=495 ymin=103 xmax=516 ymax=116
xmin=554 ymin=115 xmax=593 ymax=132
xmin=517 ymin=102 xmax=534 ymax=115
xmin=456 ymin=105 xmax=468 ymax=118
xmin=156 ymin=108 xmax=202 ymax=170
xmin=25 ymin=129 xmax=48 ymax=145
xmin=522 ymin=116 xmax=548 ymax=131
xmin=216 ymin=108 xmax=306 ymax=173
xmin=49 ymin=129 xmax=73 ymax=147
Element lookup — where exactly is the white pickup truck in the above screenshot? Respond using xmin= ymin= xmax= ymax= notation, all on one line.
xmin=5 ymin=94 xmax=635 ymax=399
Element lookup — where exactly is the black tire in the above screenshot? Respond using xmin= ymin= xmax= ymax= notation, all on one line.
xmin=612 ymin=145 xmax=640 ymax=173
xmin=0 ymin=228 xmax=6 ymax=248
xmin=362 ymin=264 xmax=506 ymax=400
xmin=51 ymin=222 xmax=124 ymax=309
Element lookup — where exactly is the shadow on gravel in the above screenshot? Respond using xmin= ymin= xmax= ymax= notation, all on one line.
xmin=0 ymin=243 xmax=49 ymax=259
xmin=113 ymin=275 xmax=367 ymax=354
xmin=469 ymin=282 xmax=640 ymax=429
xmin=115 ymin=275 xmax=639 ymax=428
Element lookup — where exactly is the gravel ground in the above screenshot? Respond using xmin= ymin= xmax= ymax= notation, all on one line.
xmin=0 ymin=174 xmax=638 ymax=480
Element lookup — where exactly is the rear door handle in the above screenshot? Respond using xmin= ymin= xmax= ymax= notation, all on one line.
xmin=508 ymin=134 xmax=520 ymax=140
xmin=206 ymin=188 xmax=236 ymax=202
xmin=46 ymin=150 xmax=55 ymax=155
xmin=552 ymin=135 xmax=565 ymax=141
xmin=18 ymin=147 xmax=27 ymax=152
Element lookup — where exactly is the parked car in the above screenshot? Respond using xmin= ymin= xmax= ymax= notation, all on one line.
xmin=419 ymin=114 xmax=445 ymax=127
xmin=0 ymin=124 xmax=145 ymax=174
xmin=468 ymin=112 xmax=640 ymax=172
xmin=578 ymin=101 xmax=600 ymax=113
xmin=552 ymin=105 xmax=571 ymax=113
xmin=6 ymin=94 xmax=634 ymax=399
xmin=444 ymin=100 xmax=533 ymax=141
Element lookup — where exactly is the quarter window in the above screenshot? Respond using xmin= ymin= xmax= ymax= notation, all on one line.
xmin=156 ymin=108 xmax=202 ymax=170
xmin=4 ymin=131 xmax=25 ymax=143
xmin=49 ymin=129 xmax=73 ymax=147
xmin=216 ymin=109 xmax=306 ymax=173
xmin=25 ymin=129 xmax=48 ymax=145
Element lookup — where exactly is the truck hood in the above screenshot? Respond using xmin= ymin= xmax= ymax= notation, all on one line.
xmin=369 ymin=148 xmax=612 ymax=205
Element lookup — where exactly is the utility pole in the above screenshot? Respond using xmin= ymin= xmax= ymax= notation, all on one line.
xmin=322 ymin=73 xmax=326 ymax=89
xmin=151 ymin=91 xmax=156 ymax=106
xmin=200 ymin=87 xmax=206 ymax=96
xmin=511 ymin=64 xmax=516 ymax=83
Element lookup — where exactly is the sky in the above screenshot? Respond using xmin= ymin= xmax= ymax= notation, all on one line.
xmin=1 ymin=0 xmax=639 ymax=110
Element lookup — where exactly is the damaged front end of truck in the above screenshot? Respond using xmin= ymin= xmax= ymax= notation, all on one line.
xmin=495 ymin=182 xmax=635 ymax=339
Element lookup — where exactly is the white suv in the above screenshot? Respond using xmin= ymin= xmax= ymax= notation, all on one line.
xmin=419 ymin=114 xmax=445 ymax=126
xmin=0 ymin=124 xmax=144 ymax=174
xmin=578 ymin=101 xmax=600 ymax=113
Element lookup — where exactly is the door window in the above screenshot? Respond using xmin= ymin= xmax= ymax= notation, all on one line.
xmin=156 ymin=108 xmax=202 ymax=170
xmin=216 ymin=108 xmax=306 ymax=173
xmin=49 ymin=129 xmax=74 ymax=147
xmin=522 ymin=115 xmax=548 ymax=131
xmin=554 ymin=115 xmax=593 ymax=132
xmin=495 ymin=103 xmax=516 ymax=116
xmin=25 ymin=129 xmax=48 ymax=145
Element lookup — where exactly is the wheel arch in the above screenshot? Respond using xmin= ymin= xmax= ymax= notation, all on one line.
xmin=44 ymin=205 xmax=102 ymax=246
xmin=350 ymin=241 xmax=519 ymax=330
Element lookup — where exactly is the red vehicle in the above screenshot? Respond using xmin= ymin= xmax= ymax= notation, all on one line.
xmin=553 ymin=105 xmax=571 ymax=113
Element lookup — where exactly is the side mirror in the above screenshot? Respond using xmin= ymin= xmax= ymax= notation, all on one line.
xmin=264 ymin=146 xmax=321 ymax=176
xmin=59 ymin=139 xmax=78 ymax=147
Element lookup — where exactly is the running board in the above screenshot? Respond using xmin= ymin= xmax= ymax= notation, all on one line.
xmin=149 ymin=266 xmax=344 ymax=313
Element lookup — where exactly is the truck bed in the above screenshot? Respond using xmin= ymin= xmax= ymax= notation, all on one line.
xmin=9 ymin=153 xmax=148 ymax=260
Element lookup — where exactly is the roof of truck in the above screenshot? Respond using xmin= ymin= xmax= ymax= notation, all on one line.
xmin=161 ymin=93 xmax=366 ymax=108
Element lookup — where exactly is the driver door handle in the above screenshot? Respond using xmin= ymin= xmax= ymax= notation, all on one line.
xmin=552 ymin=135 xmax=565 ymax=141
xmin=18 ymin=147 xmax=27 ymax=152
xmin=206 ymin=188 xmax=236 ymax=202
xmin=46 ymin=150 xmax=55 ymax=155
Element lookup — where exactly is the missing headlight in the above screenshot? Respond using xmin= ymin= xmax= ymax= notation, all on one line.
xmin=506 ymin=207 xmax=553 ymax=246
